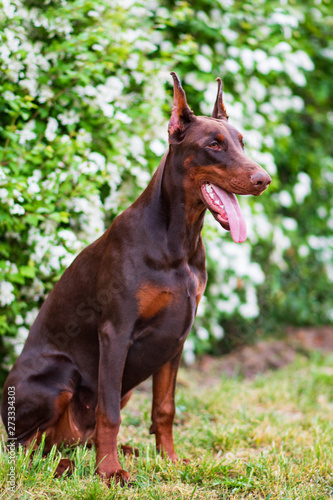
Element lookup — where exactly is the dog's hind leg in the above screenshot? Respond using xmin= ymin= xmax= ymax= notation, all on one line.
xmin=1 ymin=353 xmax=94 ymax=453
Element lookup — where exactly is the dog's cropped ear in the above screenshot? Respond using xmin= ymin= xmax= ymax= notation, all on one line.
xmin=168 ymin=72 xmax=195 ymax=144
xmin=211 ymin=77 xmax=228 ymax=121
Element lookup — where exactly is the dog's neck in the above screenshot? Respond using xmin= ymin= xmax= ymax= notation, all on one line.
xmin=133 ymin=148 xmax=206 ymax=263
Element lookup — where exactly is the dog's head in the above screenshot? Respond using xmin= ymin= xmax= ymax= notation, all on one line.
xmin=168 ymin=72 xmax=271 ymax=243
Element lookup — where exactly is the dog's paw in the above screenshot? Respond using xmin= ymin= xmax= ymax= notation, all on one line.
xmin=169 ymin=456 xmax=190 ymax=465
xmin=97 ymin=468 xmax=131 ymax=487
xmin=54 ymin=458 xmax=75 ymax=478
xmin=120 ymin=444 xmax=139 ymax=457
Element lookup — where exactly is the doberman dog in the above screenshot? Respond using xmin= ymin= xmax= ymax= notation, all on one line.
xmin=1 ymin=73 xmax=271 ymax=484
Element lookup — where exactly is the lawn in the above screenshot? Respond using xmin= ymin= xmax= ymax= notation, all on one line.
xmin=1 ymin=350 xmax=333 ymax=499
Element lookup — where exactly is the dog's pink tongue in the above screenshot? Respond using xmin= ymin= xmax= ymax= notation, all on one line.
xmin=213 ymin=184 xmax=247 ymax=243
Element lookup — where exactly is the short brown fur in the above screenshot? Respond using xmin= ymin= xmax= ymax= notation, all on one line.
xmin=1 ymin=73 xmax=271 ymax=486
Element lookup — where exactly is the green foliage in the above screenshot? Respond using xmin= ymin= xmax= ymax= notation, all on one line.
xmin=0 ymin=0 xmax=332 ymax=376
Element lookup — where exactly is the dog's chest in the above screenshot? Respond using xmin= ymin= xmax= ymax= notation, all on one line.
xmin=123 ymin=267 xmax=205 ymax=389
xmin=136 ymin=264 xmax=204 ymax=319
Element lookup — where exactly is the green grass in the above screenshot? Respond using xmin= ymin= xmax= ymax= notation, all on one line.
xmin=1 ymin=351 xmax=333 ymax=499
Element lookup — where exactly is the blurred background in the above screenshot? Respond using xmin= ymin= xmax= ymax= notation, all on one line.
xmin=0 ymin=0 xmax=332 ymax=385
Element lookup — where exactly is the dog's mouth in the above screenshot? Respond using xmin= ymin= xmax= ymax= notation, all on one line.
xmin=201 ymin=182 xmax=247 ymax=243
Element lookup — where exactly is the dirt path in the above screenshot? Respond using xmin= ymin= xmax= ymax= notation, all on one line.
xmin=192 ymin=326 xmax=333 ymax=383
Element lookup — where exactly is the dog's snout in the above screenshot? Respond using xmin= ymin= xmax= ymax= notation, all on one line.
xmin=250 ymin=171 xmax=271 ymax=191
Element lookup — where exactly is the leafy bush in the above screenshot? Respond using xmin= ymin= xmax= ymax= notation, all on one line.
xmin=0 ymin=0 xmax=332 ymax=380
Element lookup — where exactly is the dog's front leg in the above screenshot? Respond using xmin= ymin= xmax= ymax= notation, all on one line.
xmin=95 ymin=319 xmax=131 ymax=485
xmin=149 ymin=348 xmax=183 ymax=462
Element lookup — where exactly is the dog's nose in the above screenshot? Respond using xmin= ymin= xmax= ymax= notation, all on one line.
xmin=250 ymin=171 xmax=271 ymax=191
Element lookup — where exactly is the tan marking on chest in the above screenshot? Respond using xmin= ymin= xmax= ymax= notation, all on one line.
xmin=137 ymin=283 xmax=173 ymax=319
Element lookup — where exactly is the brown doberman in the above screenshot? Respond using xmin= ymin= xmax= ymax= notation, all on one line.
xmin=1 ymin=73 xmax=271 ymax=484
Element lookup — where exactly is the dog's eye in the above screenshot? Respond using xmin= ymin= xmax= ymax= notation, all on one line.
xmin=207 ymin=141 xmax=221 ymax=150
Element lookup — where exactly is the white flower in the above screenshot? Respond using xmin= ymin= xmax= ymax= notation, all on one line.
xmin=0 ymin=43 xmax=11 ymax=63
xmin=58 ymin=229 xmax=78 ymax=244
xmin=279 ymin=190 xmax=293 ymax=207
xmin=240 ymin=48 xmax=256 ymax=71
xmin=239 ymin=302 xmax=259 ymax=319
xmin=224 ymin=59 xmax=240 ymax=73
xmin=222 ymin=28 xmax=238 ymax=41
xmin=0 ymin=188 xmax=9 ymax=202
xmin=196 ymin=54 xmax=212 ymax=73
xmin=271 ymin=227 xmax=291 ymax=268
xmin=183 ymin=338 xmax=195 ymax=365
xmin=298 ymin=245 xmax=310 ymax=258
xmin=184 ymin=72 xmax=206 ymax=91
xmin=92 ymin=44 xmax=104 ymax=51
xmin=244 ymin=130 xmax=263 ymax=149
xmin=248 ymin=77 xmax=267 ymax=102
xmin=197 ymin=326 xmax=209 ymax=340
xmin=291 ymin=96 xmax=304 ymax=111
xmin=273 ymin=42 xmax=292 ymax=53
xmin=77 ymin=128 xmax=92 ymax=143
xmin=270 ymin=12 xmax=299 ymax=28
xmin=4 ymin=28 xmax=20 ymax=52
xmin=114 ymin=111 xmax=132 ymax=124
xmin=48 ymin=246 xmax=69 ymax=270
xmin=131 ymin=166 xmax=150 ymax=187
xmin=16 ymin=120 xmax=37 ymax=145
xmin=218 ymin=294 xmax=240 ymax=314
xmin=27 ymin=180 xmax=40 ymax=195
xmin=3 ymin=90 xmax=16 ymax=101
xmin=317 ymin=206 xmax=327 ymax=219
xmin=88 ymin=152 xmax=106 ymax=171
xmin=251 ymin=151 xmax=277 ymax=175
xmin=10 ymin=204 xmax=25 ymax=215
xmin=25 ymin=308 xmax=38 ymax=326
xmin=130 ymin=136 xmax=144 ymax=157
xmin=96 ymin=99 xmax=114 ymax=118
xmin=294 ymin=172 xmax=311 ymax=203
xmin=126 ymin=52 xmax=139 ymax=70
xmin=15 ymin=315 xmax=24 ymax=325
xmin=16 ymin=326 xmax=29 ymax=353
xmin=45 ymin=117 xmax=58 ymax=141
xmin=275 ymin=124 xmax=291 ymax=137
xmin=57 ymin=109 xmax=80 ymax=126
xmin=0 ymin=281 xmax=15 ymax=306
xmin=150 ymin=139 xmax=165 ymax=156
xmin=3 ymin=0 xmax=16 ymax=18
xmin=282 ymin=217 xmax=298 ymax=231
xmin=183 ymin=349 xmax=195 ymax=365
xmin=211 ymin=323 xmax=224 ymax=339
xmin=247 ymin=262 xmax=265 ymax=284
xmin=308 ymin=235 xmax=321 ymax=250
xmin=257 ymin=56 xmax=283 ymax=74
xmin=38 ymin=85 xmax=54 ymax=103
xmin=259 ymin=102 xmax=274 ymax=115
xmin=293 ymin=50 xmax=314 ymax=71
xmin=19 ymin=78 xmax=38 ymax=97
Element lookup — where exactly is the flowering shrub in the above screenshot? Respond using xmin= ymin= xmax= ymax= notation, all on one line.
xmin=0 ymin=0 xmax=332 ymax=378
